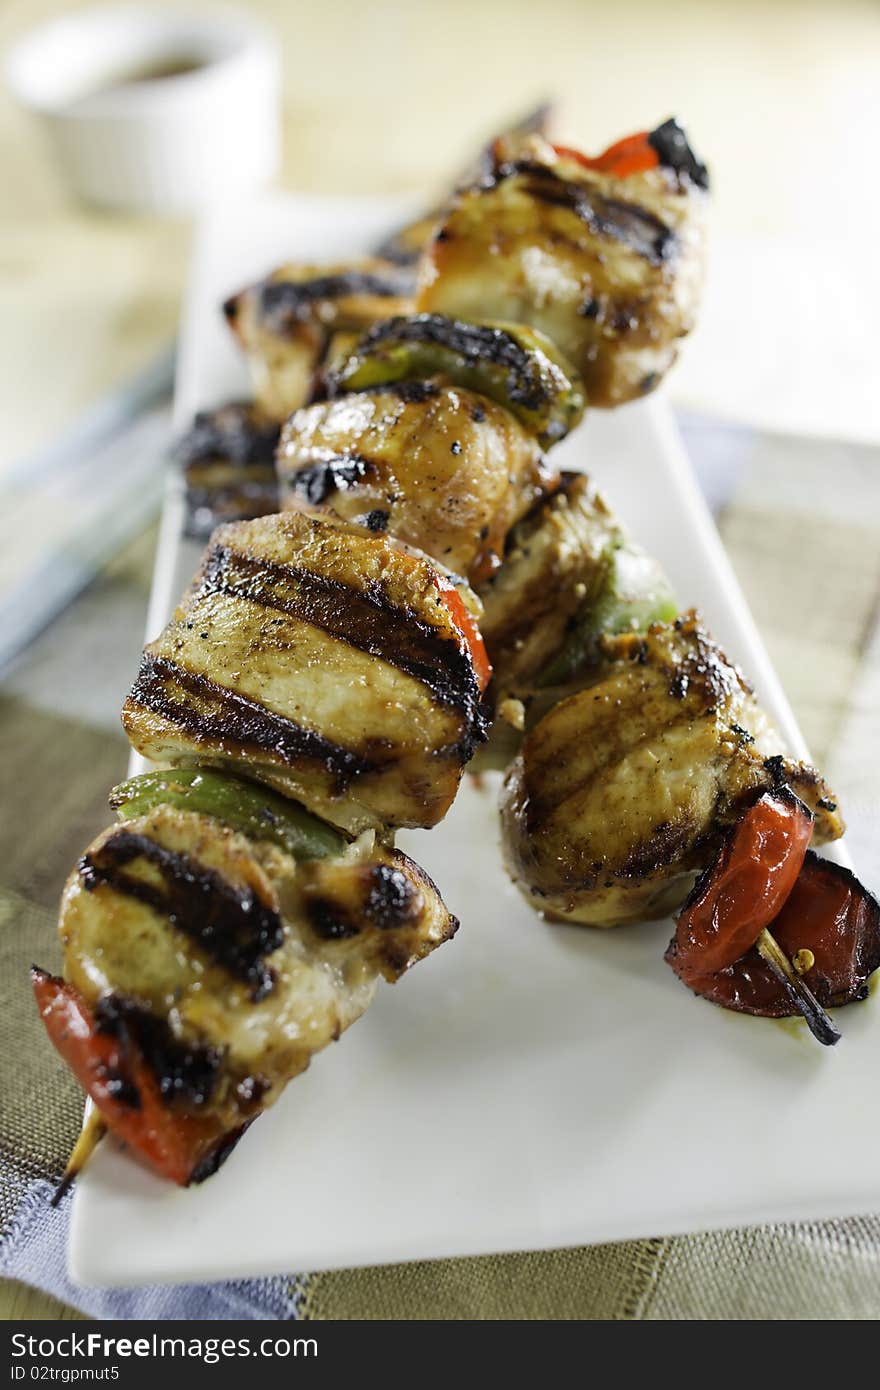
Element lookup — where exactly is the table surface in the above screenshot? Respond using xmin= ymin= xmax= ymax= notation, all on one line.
xmin=2 ymin=0 xmax=879 ymax=1321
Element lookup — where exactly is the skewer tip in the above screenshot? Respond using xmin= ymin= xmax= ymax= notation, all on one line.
xmin=50 ymin=1110 xmax=107 ymax=1206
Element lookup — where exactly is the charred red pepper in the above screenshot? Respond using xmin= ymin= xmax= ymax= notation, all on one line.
xmin=689 ymin=854 xmax=880 ymax=1017
xmin=385 ymin=537 xmax=491 ymax=693
xmin=666 ymin=787 xmax=814 ymax=983
xmin=435 ymin=574 xmax=492 ymax=692
xmin=665 ymin=785 xmax=880 ymax=1023
xmin=32 ymin=969 xmax=239 ymax=1186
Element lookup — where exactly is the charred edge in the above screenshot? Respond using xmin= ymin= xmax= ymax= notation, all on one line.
xmin=188 ymin=1120 xmax=254 ymax=1185
xmin=174 ymin=405 xmax=280 ymax=470
xmin=801 ymin=848 xmax=880 ymax=922
xmin=194 ymin=544 xmax=484 ymax=719
xmin=617 ymin=819 xmax=699 ymax=878
xmin=762 ymin=754 xmax=788 ymax=787
xmin=258 ymin=270 xmax=412 ymax=333
xmin=655 ymin=625 xmax=749 ymax=708
xmin=306 ymin=896 xmax=362 ymax=940
xmin=767 ymin=783 xmax=814 ymax=823
xmin=79 ymin=828 xmax=283 ymax=1000
xmin=391 ymin=847 xmax=461 ymax=940
xmin=183 ymin=478 xmax=280 ymax=542
xmin=364 ymin=862 xmax=421 ymax=927
xmin=648 ymin=118 xmax=710 ymax=190
xmin=482 ymin=160 xmax=676 ymax=265
xmin=286 ymin=453 xmax=375 ymax=506
xmin=94 ymin=995 xmax=224 ymax=1108
xmin=343 ymin=313 xmax=556 ymax=413
xmin=306 ymin=863 xmax=422 ymax=941
xmin=334 ymin=378 xmax=441 ymax=406
xmin=675 ymin=783 xmax=814 ymax=919
xmin=382 ymin=379 xmax=441 ymax=404
xmin=128 ymin=652 xmax=375 ymax=784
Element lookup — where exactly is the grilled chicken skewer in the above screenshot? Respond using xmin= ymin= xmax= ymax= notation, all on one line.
xmin=36 ymin=768 xmax=457 ymax=1187
xmin=394 ymin=121 xmax=877 ymax=1040
xmin=417 ymin=119 xmax=708 ymax=407
xmin=123 ymin=510 xmax=490 ymax=835
xmin=39 ymin=389 xmax=495 ymax=1187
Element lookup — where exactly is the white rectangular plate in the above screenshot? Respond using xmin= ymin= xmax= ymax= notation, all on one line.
xmin=71 ymin=194 xmax=872 ymax=1290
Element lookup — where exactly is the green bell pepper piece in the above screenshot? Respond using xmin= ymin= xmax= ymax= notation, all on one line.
xmin=108 ymin=768 xmax=346 ymax=862
xmin=539 ymin=537 xmax=677 ymax=685
xmin=330 ymin=313 xmax=586 ymax=446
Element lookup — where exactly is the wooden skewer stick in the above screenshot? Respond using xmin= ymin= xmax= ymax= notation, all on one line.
xmin=50 ymin=1110 xmax=107 ymax=1207
xmin=756 ymin=928 xmax=841 ymax=1047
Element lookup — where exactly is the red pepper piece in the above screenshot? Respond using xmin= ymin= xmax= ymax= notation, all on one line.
xmin=553 ymin=133 xmax=660 ymax=179
xmin=32 ymin=969 xmax=238 ymax=1186
xmin=434 ymin=574 xmax=491 ymax=692
xmin=687 ymin=854 xmax=880 ymax=1017
xmin=666 ymin=787 xmax=814 ymax=984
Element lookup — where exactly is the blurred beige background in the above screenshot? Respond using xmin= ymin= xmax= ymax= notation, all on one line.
xmin=2 ymin=0 xmax=879 ymax=466
xmin=1 ymin=0 xmax=879 ymax=1320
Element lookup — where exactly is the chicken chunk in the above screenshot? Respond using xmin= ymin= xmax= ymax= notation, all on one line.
xmin=224 ymin=259 xmax=413 ymax=420
xmin=276 ymin=380 xmax=553 ymax=585
xmin=122 ymin=512 xmax=489 ymax=834
xmin=500 ymin=613 xmax=844 ymax=927
xmin=478 ymin=472 xmax=675 ymax=697
xmin=56 ymin=803 xmax=456 ymax=1162
xmin=416 ymin=125 xmax=707 ymax=408
xmin=175 ymin=402 xmax=280 ymax=539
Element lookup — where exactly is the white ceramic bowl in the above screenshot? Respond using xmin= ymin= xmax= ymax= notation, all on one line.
xmin=5 ymin=5 xmax=281 ymax=214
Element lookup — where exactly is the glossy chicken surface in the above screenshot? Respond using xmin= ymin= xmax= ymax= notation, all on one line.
xmin=500 ymin=613 xmax=844 ymax=927
xmin=60 ymin=804 xmax=456 ymax=1140
xmin=122 ymin=512 xmax=488 ymax=834
xmin=224 ymin=258 xmax=413 ymax=421
xmin=417 ymin=131 xmax=707 ymax=407
xmin=276 ymin=380 xmax=553 ymax=585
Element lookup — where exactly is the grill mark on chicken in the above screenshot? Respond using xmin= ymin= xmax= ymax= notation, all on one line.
xmin=615 ymin=817 xmax=701 ymax=879
xmin=256 ymin=270 xmax=412 ymax=334
xmin=483 ymin=161 xmax=676 ymax=265
xmin=78 ymin=829 xmax=283 ymax=1000
xmin=94 ymin=995 xmax=224 ymax=1108
xmin=194 ymin=543 xmax=482 ymax=715
xmin=288 ymin=453 xmax=377 ymax=506
xmin=615 ymin=621 xmax=750 ymax=706
xmin=522 ymin=698 xmax=701 ymax=833
xmin=128 ymin=653 xmax=376 ymax=782
xmin=304 ymin=863 xmax=422 ymax=941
